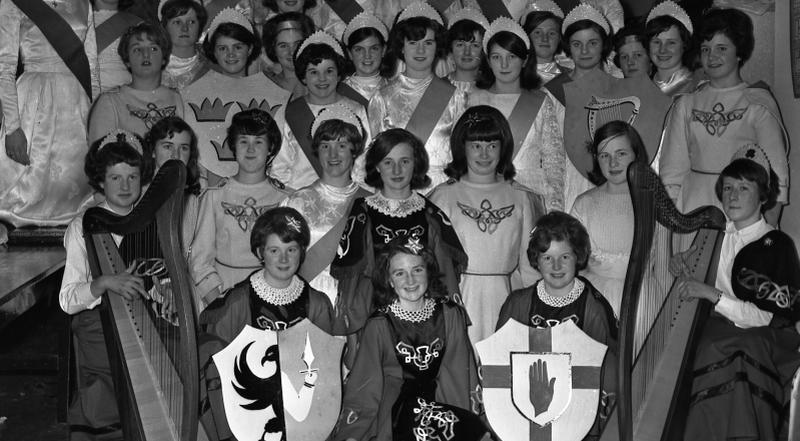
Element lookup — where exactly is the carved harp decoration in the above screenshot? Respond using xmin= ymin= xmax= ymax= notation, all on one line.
xmin=585 ymin=95 xmax=641 ymax=139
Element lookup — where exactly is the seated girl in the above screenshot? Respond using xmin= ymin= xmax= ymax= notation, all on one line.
xmin=673 ymin=145 xmax=800 ymax=440
xmin=445 ymin=8 xmax=488 ymax=95
xmin=341 ymin=12 xmax=389 ymax=104
xmin=334 ymin=235 xmax=485 ymax=441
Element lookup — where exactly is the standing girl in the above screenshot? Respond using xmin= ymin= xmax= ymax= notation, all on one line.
xmin=520 ymin=0 xmax=567 ymax=84
xmin=341 ymin=12 xmax=389 ymax=103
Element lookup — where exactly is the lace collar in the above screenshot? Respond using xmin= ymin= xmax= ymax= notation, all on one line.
xmin=250 ymin=272 xmax=304 ymax=306
xmin=388 ymin=298 xmax=436 ymax=322
xmin=365 ymin=192 xmax=425 ymax=218
xmin=537 ymin=278 xmax=584 ymax=308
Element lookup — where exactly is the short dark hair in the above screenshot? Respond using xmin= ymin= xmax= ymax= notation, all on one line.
xmin=262 ymin=13 xmax=316 ymax=63
xmin=587 ymin=121 xmax=648 ymax=186
xmin=521 ymin=11 xmax=565 ymax=57
xmin=381 ymin=16 xmax=446 ymax=78
xmin=697 ymin=8 xmax=754 ymax=66
xmin=613 ymin=25 xmax=649 ymax=69
xmin=202 ymin=22 xmax=261 ymax=66
xmin=294 ymin=43 xmax=347 ymax=83
xmin=715 ymin=158 xmax=779 ymax=212
xmin=344 ymin=27 xmax=387 ymax=75
xmin=160 ymin=0 xmax=208 ymax=31
xmin=250 ymin=207 xmax=311 ymax=263
xmin=364 ymin=128 xmax=431 ymax=190
xmin=311 ymin=119 xmax=366 ymax=158
xmin=85 ymin=133 xmax=151 ymax=193
xmin=143 ymin=116 xmax=201 ymax=195
xmin=527 ymin=211 xmax=591 ymax=271
xmin=644 ymin=15 xmax=694 ymax=69
xmin=371 ymin=234 xmax=448 ymax=309
xmin=563 ymin=20 xmax=612 ymax=60
xmin=446 ymin=105 xmax=516 ymax=181
xmin=226 ymin=109 xmax=282 ymax=162
xmin=262 ymin=0 xmax=317 ymax=13
xmin=118 ymin=22 xmax=172 ymax=70
xmin=476 ymin=31 xmax=541 ymax=90
xmin=446 ymin=19 xmax=485 ymax=51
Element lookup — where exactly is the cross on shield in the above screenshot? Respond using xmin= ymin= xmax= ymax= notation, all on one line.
xmin=476 ymin=319 xmax=607 ymax=441
xmin=212 ymin=320 xmax=345 ymax=441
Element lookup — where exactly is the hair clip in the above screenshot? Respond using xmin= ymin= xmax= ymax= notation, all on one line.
xmin=99 ymin=129 xmax=143 ymax=155
xmin=463 ymin=112 xmax=485 ymax=127
xmin=285 ymin=215 xmax=302 ymax=233
xmin=276 ymin=20 xmax=303 ymax=33
xmin=404 ymin=236 xmax=424 ymax=254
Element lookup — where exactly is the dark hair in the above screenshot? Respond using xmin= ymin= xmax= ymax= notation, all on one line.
xmin=613 ymin=25 xmax=649 ymax=69
xmin=85 ymin=133 xmax=151 ymax=193
xmin=476 ymin=31 xmax=541 ymax=90
xmin=371 ymin=234 xmax=448 ymax=309
xmin=364 ymin=128 xmax=431 ymax=190
xmin=696 ymin=8 xmax=754 ymax=66
xmin=563 ymin=20 xmax=612 ymax=60
xmin=381 ymin=16 xmax=447 ymax=78
xmin=527 ymin=211 xmax=590 ymax=271
xmin=262 ymin=13 xmax=316 ymax=63
xmin=446 ymin=105 xmax=516 ymax=181
xmin=202 ymin=22 xmax=261 ymax=66
xmin=311 ymin=119 xmax=366 ymax=157
xmin=587 ymin=121 xmax=648 ymax=186
xmin=226 ymin=109 xmax=282 ymax=162
xmin=521 ymin=11 xmax=565 ymax=58
xmin=118 ymin=22 xmax=172 ymax=70
xmin=143 ymin=116 xmax=201 ymax=195
xmin=644 ymin=15 xmax=694 ymax=69
xmin=344 ymin=27 xmax=387 ymax=75
xmin=250 ymin=207 xmax=311 ymax=264
xmin=262 ymin=0 xmax=317 ymax=13
xmin=446 ymin=19 xmax=485 ymax=51
xmin=715 ymin=158 xmax=779 ymax=211
xmin=294 ymin=43 xmax=347 ymax=83
xmin=160 ymin=0 xmax=208 ymax=31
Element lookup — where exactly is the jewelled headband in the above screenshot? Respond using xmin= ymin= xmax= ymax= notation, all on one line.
xmin=396 ymin=1 xmax=444 ymax=26
xmin=731 ymin=143 xmax=772 ymax=183
xmin=310 ymin=104 xmax=364 ymax=138
xmin=646 ymin=0 xmax=693 ymax=35
xmin=157 ymin=0 xmax=201 ymax=21
xmin=285 ymin=215 xmax=303 ymax=233
xmin=276 ymin=20 xmax=303 ymax=33
xmin=297 ymin=30 xmax=345 ymax=59
xmin=448 ymin=7 xmax=489 ymax=31
xmin=562 ymin=3 xmax=610 ymax=35
xmin=99 ymin=129 xmax=143 ymax=155
xmin=342 ymin=12 xmax=389 ymax=44
xmin=484 ymin=17 xmax=530 ymax=54
xmin=519 ymin=0 xmax=565 ymax=24
xmin=207 ymin=7 xmax=253 ymax=39
xmin=403 ymin=236 xmax=424 ymax=254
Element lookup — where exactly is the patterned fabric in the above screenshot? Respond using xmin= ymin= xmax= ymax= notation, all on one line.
xmin=162 ymin=53 xmax=208 ymax=90
xmin=94 ymin=9 xmax=131 ymax=93
xmin=89 ymin=85 xmax=184 ymax=143
xmin=343 ymin=74 xmax=387 ymax=103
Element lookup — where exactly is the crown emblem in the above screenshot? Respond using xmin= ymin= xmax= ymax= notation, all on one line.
xmin=563 ymin=3 xmax=610 ymax=35
xmin=646 ymin=0 xmax=693 ymax=35
xmin=236 ymin=99 xmax=283 ymax=116
xmin=188 ymin=97 xmax=236 ymax=122
xmin=297 ymin=30 xmax=344 ymax=59
xmin=448 ymin=7 xmax=489 ymax=31
xmin=397 ymin=1 xmax=443 ymax=26
xmin=732 ymin=143 xmax=772 ymax=180
xmin=99 ymin=129 xmax=142 ymax=154
xmin=343 ymin=12 xmax=389 ymax=43
xmin=310 ymin=104 xmax=365 ymax=138
xmin=211 ymin=139 xmax=235 ymax=161
xmin=484 ymin=17 xmax=529 ymax=54
xmin=519 ymin=0 xmax=565 ymax=24
xmin=157 ymin=0 xmax=201 ymax=21
xmin=207 ymin=7 xmax=253 ymax=39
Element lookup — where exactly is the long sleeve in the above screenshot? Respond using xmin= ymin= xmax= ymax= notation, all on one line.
xmin=0 ymin=1 xmax=23 ymax=132
xmin=714 ymin=292 xmax=773 ymax=328
xmin=88 ymin=91 xmax=120 ymax=143
xmin=535 ymin=95 xmax=566 ymax=212
xmin=190 ymin=189 xmax=223 ymax=301
xmin=59 ymin=215 xmax=102 ymax=314
xmin=658 ymin=95 xmax=691 ymax=201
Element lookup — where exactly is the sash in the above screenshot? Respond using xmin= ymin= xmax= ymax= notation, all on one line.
xmin=11 ymin=0 xmax=92 ymax=98
xmin=285 ymin=97 xmax=324 ymax=177
xmin=428 ymin=0 xmax=457 ymax=14
xmin=405 ymin=77 xmax=456 ymax=144
xmin=95 ymin=11 xmax=142 ymax=54
xmin=202 ymin=0 xmax=240 ymax=33
xmin=298 ymin=186 xmax=372 ymax=282
xmin=324 ymin=0 xmax=363 ymax=24
xmin=337 ymin=82 xmax=369 ymax=109
xmin=507 ymin=90 xmax=545 ymax=159
xmin=475 ymin=0 xmax=512 ymax=21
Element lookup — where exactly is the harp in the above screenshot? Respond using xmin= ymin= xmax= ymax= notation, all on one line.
xmin=600 ymin=161 xmax=726 ymax=441
xmin=83 ymin=160 xmax=199 ymax=441
xmin=585 ymin=95 xmax=641 ymax=138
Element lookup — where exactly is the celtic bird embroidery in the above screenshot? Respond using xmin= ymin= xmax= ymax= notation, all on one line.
xmin=222 ymin=197 xmax=276 ymax=231
xmin=396 ymin=338 xmax=443 ymax=370
xmin=691 ymin=102 xmax=746 ymax=136
xmin=127 ymin=103 xmax=177 ymax=129
xmin=375 ymin=225 xmax=425 ymax=244
xmin=457 ymin=200 xmax=514 ymax=234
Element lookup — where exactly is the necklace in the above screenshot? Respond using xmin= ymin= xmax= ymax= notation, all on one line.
xmin=537 ymin=278 xmax=584 ymax=308
xmin=365 ymin=192 xmax=425 ymax=218
xmin=389 ymin=298 xmax=435 ymax=322
xmin=250 ymin=272 xmax=303 ymax=306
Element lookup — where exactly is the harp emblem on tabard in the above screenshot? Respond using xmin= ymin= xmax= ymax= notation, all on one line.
xmin=585 ymin=95 xmax=641 ymax=139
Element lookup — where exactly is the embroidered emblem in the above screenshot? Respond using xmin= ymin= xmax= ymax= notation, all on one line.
xmin=396 ymin=338 xmax=443 ymax=370
xmin=404 ymin=237 xmax=424 ymax=254
xmin=764 ymin=237 xmax=773 ymax=246
xmin=231 ymin=342 xmax=284 ymax=439
xmin=691 ymin=102 xmax=746 ymax=136
xmin=736 ymin=267 xmax=800 ymax=309
xmin=530 ymin=314 xmax=580 ymax=329
xmin=222 ymin=197 xmax=276 ymax=231
xmin=256 ymin=315 xmax=290 ymax=330
xmin=457 ymin=199 xmax=515 ymax=234
xmin=127 ymin=103 xmax=177 ymax=129
xmin=412 ymin=398 xmax=459 ymax=441
xmin=375 ymin=224 xmax=425 ymax=244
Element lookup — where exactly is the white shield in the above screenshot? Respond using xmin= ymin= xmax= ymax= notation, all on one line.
xmin=510 ymin=352 xmax=572 ymax=426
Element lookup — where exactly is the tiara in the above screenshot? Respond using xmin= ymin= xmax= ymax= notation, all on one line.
xmin=297 ymin=30 xmax=345 ymax=59
xmin=519 ymin=0 xmax=565 ymax=24
xmin=404 ymin=236 xmax=424 ymax=254
xmin=396 ymin=1 xmax=444 ymax=26
xmin=342 ymin=12 xmax=389 ymax=44
xmin=285 ymin=215 xmax=303 ymax=233
xmin=157 ymin=0 xmax=201 ymax=21
xmin=646 ymin=0 xmax=693 ymax=35
xmin=310 ymin=105 xmax=364 ymax=138
xmin=562 ymin=3 xmax=610 ymax=35
xmin=484 ymin=17 xmax=530 ymax=54
xmin=732 ymin=143 xmax=772 ymax=182
xmin=99 ymin=129 xmax=143 ymax=155
xmin=207 ymin=7 xmax=253 ymax=39
xmin=447 ymin=7 xmax=489 ymax=31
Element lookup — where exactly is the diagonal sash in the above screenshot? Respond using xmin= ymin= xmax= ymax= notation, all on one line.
xmin=285 ymin=97 xmax=324 ymax=177
xmin=405 ymin=77 xmax=456 ymax=144
xmin=337 ymin=82 xmax=368 ymax=109
xmin=508 ymin=89 xmax=545 ymax=159
xmin=324 ymin=0 xmax=363 ymax=24
xmin=11 ymin=0 xmax=92 ymax=98
xmin=298 ymin=186 xmax=372 ymax=282
xmin=428 ymin=0 xmax=457 ymax=14
xmin=95 ymin=11 xmax=142 ymax=54
xmin=475 ymin=0 xmax=512 ymax=21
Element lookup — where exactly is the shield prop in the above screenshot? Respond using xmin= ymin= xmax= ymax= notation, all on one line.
xmin=476 ymin=319 xmax=607 ymax=441
xmin=212 ymin=320 xmax=345 ymax=441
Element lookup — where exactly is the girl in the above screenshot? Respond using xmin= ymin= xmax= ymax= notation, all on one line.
xmin=445 ymin=8 xmax=488 ymax=95
xmin=89 ymin=22 xmax=184 ymax=144
xmin=673 ymin=146 xmax=800 ymax=440
xmin=341 ymin=12 xmax=389 ymax=103
xmin=613 ymin=26 xmax=650 ymax=79
xmin=331 ymin=128 xmax=466 ymax=336
xmin=520 ymin=0 xmax=567 ymax=84
xmin=429 ymin=106 xmax=546 ymax=343
xmin=271 ymin=30 xmax=371 ymax=190
xmin=645 ymin=0 xmax=698 ymax=96
xmin=201 ymin=8 xmax=261 ymax=79
xmin=261 ymin=12 xmax=316 ymax=97
xmin=570 ymin=121 xmax=649 ymax=317
xmin=368 ymin=1 xmax=466 ymax=192
xmin=159 ymin=0 xmax=209 ymax=90
xmin=468 ymin=17 xmax=565 ymax=211
xmin=335 ymin=235 xmax=486 ymax=441
xmin=190 ymin=109 xmax=292 ymax=308
xmin=59 ymin=130 xmax=151 ymax=438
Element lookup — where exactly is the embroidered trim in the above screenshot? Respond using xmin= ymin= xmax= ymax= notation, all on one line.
xmin=389 ymin=298 xmax=435 ymax=322
xmin=365 ymin=192 xmax=425 ymax=218
xmin=537 ymin=278 xmax=584 ymax=307
xmin=250 ymin=272 xmax=303 ymax=305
